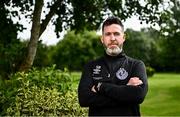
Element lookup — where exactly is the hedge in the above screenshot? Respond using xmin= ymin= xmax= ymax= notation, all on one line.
xmin=0 ymin=66 xmax=87 ymax=116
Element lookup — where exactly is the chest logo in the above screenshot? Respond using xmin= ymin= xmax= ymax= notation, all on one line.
xmin=116 ymin=68 xmax=128 ymax=80
xmin=93 ymin=65 xmax=101 ymax=74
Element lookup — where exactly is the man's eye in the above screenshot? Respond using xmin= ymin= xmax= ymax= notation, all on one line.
xmin=105 ymin=33 xmax=111 ymax=36
xmin=114 ymin=32 xmax=120 ymax=36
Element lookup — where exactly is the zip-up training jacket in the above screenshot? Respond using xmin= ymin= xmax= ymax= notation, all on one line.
xmin=78 ymin=52 xmax=148 ymax=116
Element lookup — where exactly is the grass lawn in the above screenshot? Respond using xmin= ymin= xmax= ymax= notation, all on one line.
xmin=141 ymin=73 xmax=180 ymax=116
xmin=71 ymin=72 xmax=180 ymax=116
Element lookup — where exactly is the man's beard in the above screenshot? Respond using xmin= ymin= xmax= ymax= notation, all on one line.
xmin=105 ymin=44 xmax=123 ymax=56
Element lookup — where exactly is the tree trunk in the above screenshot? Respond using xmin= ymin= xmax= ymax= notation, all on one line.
xmin=19 ymin=0 xmax=63 ymax=71
xmin=19 ymin=0 xmax=43 ymax=71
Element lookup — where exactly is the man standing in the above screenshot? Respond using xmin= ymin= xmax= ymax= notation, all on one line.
xmin=78 ymin=16 xmax=148 ymax=116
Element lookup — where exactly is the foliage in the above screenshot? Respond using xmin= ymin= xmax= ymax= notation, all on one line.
xmin=53 ymin=30 xmax=104 ymax=70
xmin=157 ymin=1 xmax=180 ymax=72
xmin=2 ymin=0 xmax=169 ymax=71
xmin=0 ymin=66 xmax=87 ymax=116
xmin=0 ymin=40 xmax=26 ymax=79
xmin=124 ymin=28 xmax=160 ymax=66
xmin=33 ymin=41 xmax=53 ymax=68
xmin=158 ymin=34 xmax=180 ymax=72
xmin=160 ymin=1 xmax=180 ymax=36
xmin=4 ymin=0 xmax=165 ymax=34
xmin=0 ymin=2 xmax=23 ymax=40
xmin=0 ymin=4 xmax=24 ymax=78
xmin=146 ymin=66 xmax=155 ymax=77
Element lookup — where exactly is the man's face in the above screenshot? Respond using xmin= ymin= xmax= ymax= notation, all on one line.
xmin=101 ymin=24 xmax=125 ymax=56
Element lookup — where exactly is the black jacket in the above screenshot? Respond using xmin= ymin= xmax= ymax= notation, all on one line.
xmin=78 ymin=52 xmax=148 ymax=116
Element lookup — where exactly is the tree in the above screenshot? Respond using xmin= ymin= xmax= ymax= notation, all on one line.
xmin=53 ymin=30 xmax=103 ymax=70
xmin=124 ymin=28 xmax=160 ymax=66
xmin=0 ymin=2 xmax=24 ymax=78
xmin=3 ymin=0 xmax=167 ymax=71
xmin=158 ymin=0 xmax=180 ymax=72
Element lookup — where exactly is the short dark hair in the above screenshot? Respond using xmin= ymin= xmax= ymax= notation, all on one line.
xmin=102 ymin=16 xmax=124 ymax=32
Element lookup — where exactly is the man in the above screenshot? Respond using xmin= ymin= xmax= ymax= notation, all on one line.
xmin=78 ymin=16 xmax=148 ymax=116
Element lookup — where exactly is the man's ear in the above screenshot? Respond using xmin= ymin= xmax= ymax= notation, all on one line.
xmin=100 ymin=36 xmax=104 ymax=44
xmin=123 ymin=33 xmax=126 ymax=41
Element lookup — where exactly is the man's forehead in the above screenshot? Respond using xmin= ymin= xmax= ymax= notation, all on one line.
xmin=103 ymin=24 xmax=124 ymax=32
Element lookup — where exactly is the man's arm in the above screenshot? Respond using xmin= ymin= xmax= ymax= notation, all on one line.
xmin=92 ymin=77 xmax=143 ymax=92
xmin=78 ymin=62 xmax=119 ymax=107
xmin=94 ymin=61 xmax=148 ymax=104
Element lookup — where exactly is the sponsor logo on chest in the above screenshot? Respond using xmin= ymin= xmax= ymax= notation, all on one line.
xmin=93 ymin=65 xmax=101 ymax=74
xmin=92 ymin=65 xmax=103 ymax=80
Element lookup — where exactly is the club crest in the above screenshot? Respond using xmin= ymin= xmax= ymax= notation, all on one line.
xmin=116 ymin=68 xmax=128 ymax=80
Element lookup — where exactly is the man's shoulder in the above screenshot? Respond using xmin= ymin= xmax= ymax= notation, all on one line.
xmin=85 ymin=57 xmax=104 ymax=66
xmin=126 ymin=55 xmax=144 ymax=64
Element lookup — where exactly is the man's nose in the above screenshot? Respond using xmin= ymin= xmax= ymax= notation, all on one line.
xmin=110 ymin=34 xmax=116 ymax=41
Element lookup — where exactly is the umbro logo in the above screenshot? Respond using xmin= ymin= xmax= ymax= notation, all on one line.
xmin=93 ymin=65 xmax=101 ymax=74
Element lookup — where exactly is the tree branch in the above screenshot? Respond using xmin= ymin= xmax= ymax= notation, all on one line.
xmin=39 ymin=0 xmax=63 ymax=37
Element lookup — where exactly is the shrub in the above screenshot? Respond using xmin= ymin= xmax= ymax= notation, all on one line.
xmin=6 ymin=86 xmax=87 ymax=116
xmin=0 ymin=66 xmax=87 ymax=116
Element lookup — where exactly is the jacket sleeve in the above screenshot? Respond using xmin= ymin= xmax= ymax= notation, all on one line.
xmin=98 ymin=61 xmax=148 ymax=104
xmin=78 ymin=62 xmax=119 ymax=107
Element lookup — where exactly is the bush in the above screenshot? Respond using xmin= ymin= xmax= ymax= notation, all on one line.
xmin=146 ymin=66 xmax=155 ymax=77
xmin=0 ymin=66 xmax=87 ymax=116
xmin=6 ymin=87 xmax=87 ymax=116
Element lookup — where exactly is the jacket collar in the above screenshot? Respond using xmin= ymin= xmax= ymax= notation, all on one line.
xmin=104 ymin=51 xmax=126 ymax=60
